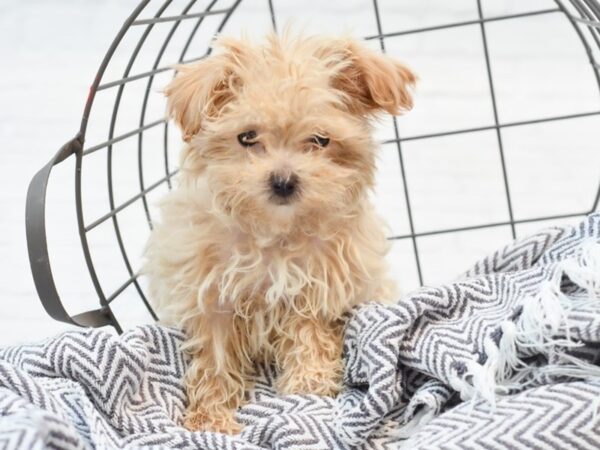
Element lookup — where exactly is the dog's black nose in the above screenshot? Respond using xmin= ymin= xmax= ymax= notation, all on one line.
xmin=269 ymin=173 xmax=298 ymax=198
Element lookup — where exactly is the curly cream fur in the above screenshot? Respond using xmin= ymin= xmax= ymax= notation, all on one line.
xmin=143 ymin=31 xmax=415 ymax=434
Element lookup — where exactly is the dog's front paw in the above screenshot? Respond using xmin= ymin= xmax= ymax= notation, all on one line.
xmin=277 ymin=360 xmax=343 ymax=397
xmin=183 ymin=407 xmax=243 ymax=435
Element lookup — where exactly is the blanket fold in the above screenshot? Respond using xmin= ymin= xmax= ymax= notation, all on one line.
xmin=2 ymin=214 xmax=600 ymax=449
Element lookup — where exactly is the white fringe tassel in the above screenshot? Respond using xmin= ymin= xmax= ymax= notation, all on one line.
xmin=450 ymin=239 xmax=600 ymax=408
xmin=394 ymin=401 xmax=438 ymax=439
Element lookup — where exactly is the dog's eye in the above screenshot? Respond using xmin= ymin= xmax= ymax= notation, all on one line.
xmin=238 ymin=130 xmax=258 ymax=147
xmin=310 ymin=135 xmax=330 ymax=147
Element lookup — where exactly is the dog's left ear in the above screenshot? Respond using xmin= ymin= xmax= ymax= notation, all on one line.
xmin=321 ymin=39 xmax=416 ymax=116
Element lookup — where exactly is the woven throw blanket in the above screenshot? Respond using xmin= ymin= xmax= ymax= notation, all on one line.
xmin=2 ymin=214 xmax=600 ymax=449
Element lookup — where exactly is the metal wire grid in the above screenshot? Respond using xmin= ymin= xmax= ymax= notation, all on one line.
xmin=26 ymin=0 xmax=600 ymax=332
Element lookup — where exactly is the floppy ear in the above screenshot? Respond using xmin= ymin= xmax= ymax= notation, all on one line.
xmin=165 ymin=41 xmax=244 ymax=142
xmin=322 ymin=39 xmax=416 ymax=116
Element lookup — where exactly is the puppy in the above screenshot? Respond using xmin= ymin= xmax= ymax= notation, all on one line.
xmin=143 ymin=32 xmax=415 ymax=434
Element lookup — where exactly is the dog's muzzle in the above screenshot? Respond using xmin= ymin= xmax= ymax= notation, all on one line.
xmin=269 ymin=172 xmax=299 ymax=202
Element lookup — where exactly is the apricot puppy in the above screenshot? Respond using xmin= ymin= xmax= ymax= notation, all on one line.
xmin=144 ymin=32 xmax=415 ymax=434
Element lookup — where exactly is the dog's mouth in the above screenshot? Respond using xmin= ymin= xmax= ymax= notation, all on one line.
xmin=269 ymin=194 xmax=298 ymax=206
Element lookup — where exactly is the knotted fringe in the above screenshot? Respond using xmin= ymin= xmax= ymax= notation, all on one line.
xmin=450 ymin=239 xmax=600 ymax=408
xmin=394 ymin=403 xmax=438 ymax=439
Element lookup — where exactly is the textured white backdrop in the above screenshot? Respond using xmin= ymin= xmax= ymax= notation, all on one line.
xmin=1 ymin=0 xmax=599 ymax=344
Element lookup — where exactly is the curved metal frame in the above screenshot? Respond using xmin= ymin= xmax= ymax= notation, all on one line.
xmin=26 ymin=0 xmax=600 ymax=332
xmin=26 ymin=0 xmax=242 ymax=331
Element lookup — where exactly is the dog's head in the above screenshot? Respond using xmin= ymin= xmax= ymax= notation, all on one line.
xmin=166 ymin=33 xmax=415 ymax=237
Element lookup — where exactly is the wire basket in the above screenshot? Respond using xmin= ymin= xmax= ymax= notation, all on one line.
xmin=26 ymin=0 xmax=600 ymax=333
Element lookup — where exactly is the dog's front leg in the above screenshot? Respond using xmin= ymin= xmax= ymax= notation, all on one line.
xmin=183 ymin=311 xmax=250 ymax=434
xmin=275 ymin=316 xmax=344 ymax=397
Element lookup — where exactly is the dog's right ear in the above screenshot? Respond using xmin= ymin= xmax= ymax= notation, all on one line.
xmin=165 ymin=40 xmax=244 ymax=142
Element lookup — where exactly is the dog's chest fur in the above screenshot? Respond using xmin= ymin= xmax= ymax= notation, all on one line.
xmin=145 ymin=182 xmax=394 ymax=355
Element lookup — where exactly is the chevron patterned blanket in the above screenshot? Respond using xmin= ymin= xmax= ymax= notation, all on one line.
xmin=2 ymin=214 xmax=600 ymax=449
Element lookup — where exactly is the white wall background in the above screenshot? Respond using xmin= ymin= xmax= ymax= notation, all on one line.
xmin=1 ymin=0 xmax=599 ymax=345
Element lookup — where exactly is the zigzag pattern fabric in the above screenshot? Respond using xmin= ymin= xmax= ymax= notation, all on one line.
xmin=1 ymin=214 xmax=600 ymax=449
